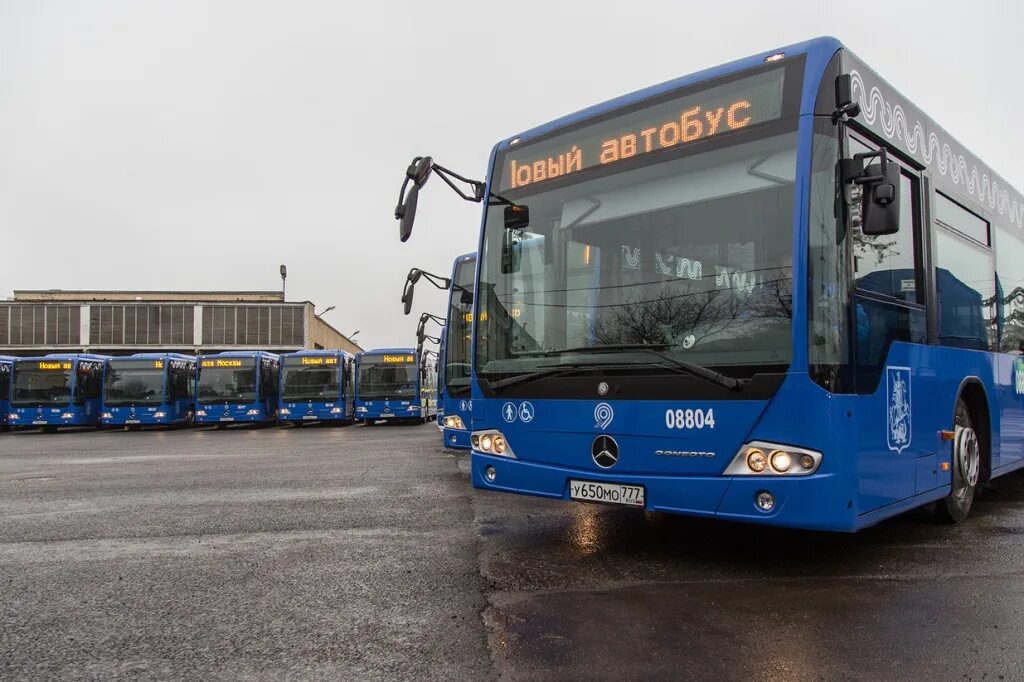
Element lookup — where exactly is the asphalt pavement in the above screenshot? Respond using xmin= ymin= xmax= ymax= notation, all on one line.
xmin=2 ymin=424 xmax=1023 ymax=680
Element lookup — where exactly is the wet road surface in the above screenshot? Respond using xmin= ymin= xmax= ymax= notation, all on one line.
xmin=2 ymin=425 xmax=1023 ymax=679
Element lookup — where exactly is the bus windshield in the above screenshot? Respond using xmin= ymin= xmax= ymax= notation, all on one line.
xmin=12 ymin=362 xmax=73 ymax=406
xmin=446 ymin=259 xmax=475 ymax=397
xmin=198 ymin=359 xmax=257 ymax=403
xmin=104 ymin=360 xmax=165 ymax=405
xmin=476 ymin=83 xmax=798 ymax=384
xmin=281 ymin=362 xmax=340 ymax=401
xmin=359 ymin=356 xmax=417 ymax=400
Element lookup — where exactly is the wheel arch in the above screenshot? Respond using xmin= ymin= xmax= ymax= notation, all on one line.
xmin=954 ymin=377 xmax=993 ymax=483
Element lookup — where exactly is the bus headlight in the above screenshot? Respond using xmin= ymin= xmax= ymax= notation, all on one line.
xmin=724 ymin=441 xmax=822 ymax=476
xmin=196 ymin=410 xmax=207 ymax=417
xmin=246 ymin=409 xmax=260 ymax=416
xmin=356 ymin=406 xmax=367 ymax=413
xmin=330 ymin=407 xmax=342 ymax=414
xmin=61 ymin=412 xmax=74 ymax=419
xmin=101 ymin=412 xmax=113 ymax=420
xmin=154 ymin=412 xmax=166 ymax=419
xmin=279 ymin=408 xmax=290 ymax=415
xmin=471 ymin=429 xmax=516 ymax=458
xmin=443 ymin=415 xmax=465 ymax=430
xmin=8 ymin=413 xmax=18 ymax=420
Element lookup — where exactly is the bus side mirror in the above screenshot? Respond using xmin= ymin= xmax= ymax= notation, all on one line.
xmin=395 ymin=157 xmax=433 ymax=242
xmin=401 ymin=269 xmax=421 ymax=316
xmin=860 ymin=161 xmax=901 ymax=236
xmin=501 ymin=230 xmax=521 ymax=274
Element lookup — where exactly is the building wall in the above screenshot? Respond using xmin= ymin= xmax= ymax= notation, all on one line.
xmin=0 ymin=296 xmax=362 ymax=355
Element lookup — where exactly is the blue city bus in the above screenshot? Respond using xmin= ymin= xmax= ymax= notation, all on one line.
xmin=195 ymin=351 xmax=280 ymax=426
xmin=395 ymin=37 xmax=1024 ymax=531
xmin=277 ymin=349 xmax=356 ymax=425
xmin=355 ymin=348 xmax=438 ymax=424
xmin=101 ymin=353 xmax=197 ymax=428
xmin=8 ymin=354 xmax=110 ymax=431
xmin=0 ymin=356 xmax=13 ymax=431
xmin=439 ymin=253 xmax=476 ymax=449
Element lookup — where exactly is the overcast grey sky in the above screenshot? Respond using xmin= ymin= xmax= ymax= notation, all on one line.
xmin=1 ymin=0 xmax=1021 ymax=350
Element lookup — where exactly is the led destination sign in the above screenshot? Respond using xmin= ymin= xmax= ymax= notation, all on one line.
xmin=200 ymin=359 xmax=245 ymax=368
xmin=499 ymin=66 xmax=787 ymax=191
xmin=284 ymin=356 xmax=340 ymax=366
xmin=37 ymin=361 xmax=72 ymax=371
xmin=362 ymin=354 xmax=416 ymax=365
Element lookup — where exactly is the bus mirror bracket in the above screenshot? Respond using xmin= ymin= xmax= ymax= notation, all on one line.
xmin=832 ymin=74 xmax=861 ymax=124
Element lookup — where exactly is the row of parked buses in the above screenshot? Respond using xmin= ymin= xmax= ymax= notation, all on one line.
xmin=0 ymin=348 xmax=438 ymax=432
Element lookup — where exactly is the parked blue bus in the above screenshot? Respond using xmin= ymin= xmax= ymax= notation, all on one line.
xmin=8 ymin=354 xmax=110 ymax=430
xmin=0 ymin=356 xmax=13 ymax=431
xmin=101 ymin=353 xmax=197 ymax=428
xmin=195 ymin=351 xmax=279 ymax=426
xmin=278 ymin=349 xmax=356 ymax=425
xmin=439 ymin=253 xmax=476 ymax=449
xmin=395 ymin=37 xmax=1024 ymax=531
xmin=355 ymin=348 xmax=438 ymax=424
xmin=436 ymin=328 xmax=447 ymax=430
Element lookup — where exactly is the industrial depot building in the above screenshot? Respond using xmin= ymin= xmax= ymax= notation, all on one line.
xmin=0 ymin=290 xmax=361 ymax=357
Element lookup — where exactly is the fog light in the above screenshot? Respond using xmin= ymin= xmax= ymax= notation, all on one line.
xmin=746 ymin=448 xmax=767 ymax=473
xmin=756 ymin=491 xmax=775 ymax=512
xmin=799 ymin=454 xmax=815 ymax=470
xmin=770 ymin=450 xmax=792 ymax=473
xmin=481 ymin=435 xmax=493 ymax=452
xmin=449 ymin=434 xmax=457 ymax=444
xmin=485 ymin=465 xmax=497 ymax=482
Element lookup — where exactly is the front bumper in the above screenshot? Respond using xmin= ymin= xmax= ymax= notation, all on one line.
xmin=470 ymin=453 xmax=852 ymax=531
xmin=443 ymin=427 xmax=471 ymax=450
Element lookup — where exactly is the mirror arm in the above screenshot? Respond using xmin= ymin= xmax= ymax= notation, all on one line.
xmin=431 ymin=163 xmax=486 ymax=203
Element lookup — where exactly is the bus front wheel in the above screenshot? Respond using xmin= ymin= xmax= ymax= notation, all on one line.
xmin=935 ymin=397 xmax=981 ymax=523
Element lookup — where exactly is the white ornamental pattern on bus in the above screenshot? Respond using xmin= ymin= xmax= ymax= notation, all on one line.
xmin=886 ymin=366 xmax=912 ymax=454
xmin=850 ymin=69 xmax=1024 ymax=230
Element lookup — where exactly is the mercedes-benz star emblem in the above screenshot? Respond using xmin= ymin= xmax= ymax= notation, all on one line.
xmin=591 ymin=435 xmax=619 ymax=469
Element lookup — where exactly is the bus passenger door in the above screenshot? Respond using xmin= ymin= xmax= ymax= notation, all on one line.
xmin=848 ymin=135 xmax=935 ymax=514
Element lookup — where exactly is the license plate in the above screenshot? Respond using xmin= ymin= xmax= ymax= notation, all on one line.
xmin=125 ymin=419 xmax=140 ymax=424
xmin=302 ymin=415 xmax=317 ymax=421
xmin=32 ymin=420 xmax=47 ymax=425
xmin=569 ymin=480 xmax=645 ymax=507
xmin=219 ymin=417 xmax=235 ymax=422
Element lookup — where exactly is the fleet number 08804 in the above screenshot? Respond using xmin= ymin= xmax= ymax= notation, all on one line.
xmin=665 ymin=408 xmax=716 ymax=430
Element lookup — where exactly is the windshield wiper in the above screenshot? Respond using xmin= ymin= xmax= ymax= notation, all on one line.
xmin=482 ymin=365 xmax=584 ymax=390
xmin=515 ymin=343 xmax=746 ymax=391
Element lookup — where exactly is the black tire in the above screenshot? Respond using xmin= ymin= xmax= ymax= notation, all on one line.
xmin=935 ymin=397 xmax=981 ymax=523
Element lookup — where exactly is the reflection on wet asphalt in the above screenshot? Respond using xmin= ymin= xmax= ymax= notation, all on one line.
xmin=474 ymin=465 xmax=1024 ymax=680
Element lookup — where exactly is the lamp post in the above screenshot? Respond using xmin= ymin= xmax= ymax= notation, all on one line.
xmin=280 ymin=264 xmax=288 ymax=300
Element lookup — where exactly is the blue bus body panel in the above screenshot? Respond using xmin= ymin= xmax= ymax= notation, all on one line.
xmin=8 ymin=354 xmax=110 ymax=428
xmin=195 ymin=350 xmax=279 ymax=425
xmin=102 ymin=353 xmax=196 ymax=427
xmin=441 ymin=252 xmax=476 ymax=450
xmin=465 ymin=36 xmax=1024 ymax=530
xmin=0 ymin=356 xmax=13 ymax=428
xmin=278 ymin=349 xmax=355 ymax=424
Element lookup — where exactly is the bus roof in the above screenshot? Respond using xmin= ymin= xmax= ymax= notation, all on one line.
xmin=116 ymin=352 xmax=196 ymax=361
xmin=492 ymin=35 xmax=1022 ymax=232
xmin=13 ymin=353 xmax=111 ymax=362
xmin=357 ymin=348 xmax=417 ymax=357
xmin=196 ymin=350 xmax=280 ymax=360
xmin=280 ymin=349 xmax=354 ymax=360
